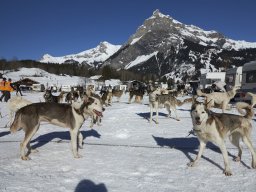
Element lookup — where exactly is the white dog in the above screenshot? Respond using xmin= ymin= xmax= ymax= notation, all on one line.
xmin=196 ymin=87 xmax=238 ymax=112
xmin=189 ymin=98 xmax=256 ymax=176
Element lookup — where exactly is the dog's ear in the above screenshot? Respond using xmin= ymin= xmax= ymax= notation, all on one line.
xmin=83 ymin=94 xmax=94 ymax=105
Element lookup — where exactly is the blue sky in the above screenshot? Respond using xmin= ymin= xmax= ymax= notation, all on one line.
xmin=0 ymin=0 xmax=256 ymax=61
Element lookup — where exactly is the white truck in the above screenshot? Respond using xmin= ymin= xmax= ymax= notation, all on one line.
xmin=225 ymin=66 xmax=242 ymax=90
xmin=199 ymin=72 xmax=226 ymax=92
xmin=235 ymin=61 xmax=256 ymax=103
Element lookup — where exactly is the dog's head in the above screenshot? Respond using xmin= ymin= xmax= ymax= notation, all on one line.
xmin=81 ymin=95 xmax=104 ymax=121
xmin=191 ymin=97 xmax=209 ymax=127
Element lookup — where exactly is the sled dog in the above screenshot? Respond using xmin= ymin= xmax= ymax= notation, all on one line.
xmin=6 ymin=96 xmax=32 ymax=127
xmin=189 ymin=99 xmax=256 ymax=176
xmin=196 ymin=87 xmax=238 ymax=112
xmin=112 ymin=88 xmax=124 ymax=102
xmin=101 ymin=88 xmax=113 ymax=106
xmin=149 ymin=88 xmax=191 ymax=124
xmin=44 ymin=90 xmax=65 ymax=103
xmin=128 ymin=88 xmax=145 ymax=104
xmin=10 ymin=95 xmax=104 ymax=160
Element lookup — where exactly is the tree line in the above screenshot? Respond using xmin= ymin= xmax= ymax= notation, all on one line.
xmin=0 ymin=59 xmax=173 ymax=85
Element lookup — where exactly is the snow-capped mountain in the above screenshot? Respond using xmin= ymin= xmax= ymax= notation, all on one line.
xmin=104 ymin=9 xmax=256 ymax=80
xmin=39 ymin=41 xmax=121 ymax=66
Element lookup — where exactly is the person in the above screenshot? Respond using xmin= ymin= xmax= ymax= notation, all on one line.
xmin=15 ymin=82 xmax=23 ymax=96
xmin=3 ymin=78 xmax=15 ymax=102
xmin=0 ymin=77 xmax=7 ymax=102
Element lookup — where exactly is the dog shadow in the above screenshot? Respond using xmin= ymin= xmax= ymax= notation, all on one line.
xmin=0 ymin=131 xmax=10 ymax=138
xmin=136 ymin=112 xmax=168 ymax=121
xmin=137 ymin=112 xmax=181 ymax=123
xmin=152 ymin=135 xmax=250 ymax=171
xmin=75 ymin=179 xmax=108 ymax=192
xmin=31 ymin=129 xmax=101 ymax=149
xmin=177 ymin=108 xmax=190 ymax=112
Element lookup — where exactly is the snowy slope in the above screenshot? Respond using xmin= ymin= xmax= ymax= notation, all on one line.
xmin=128 ymin=9 xmax=256 ymax=50
xmin=4 ymin=67 xmax=86 ymax=87
xmin=104 ymin=9 xmax=256 ymax=80
xmin=1 ymin=69 xmax=256 ymax=191
xmin=39 ymin=41 xmax=121 ymax=65
xmin=0 ymin=92 xmax=256 ymax=192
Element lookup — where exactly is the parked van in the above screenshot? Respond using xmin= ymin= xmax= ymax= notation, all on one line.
xmin=235 ymin=61 xmax=256 ymax=102
xmin=61 ymin=85 xmax=72 ymax=92
xmin=31 ymin=84 xmax=45 ymax=92
xmin=225 ymin=66 xmax=242 ymax=90
xmin=199 ymin=72 xmax=226 ymax=92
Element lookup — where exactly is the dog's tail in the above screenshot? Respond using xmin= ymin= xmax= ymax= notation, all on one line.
xmin=236 ymin=102 xmax=254 ymax=119
xmin=196 ymin=89 xmax=207 ymax=97
xmin=10 ymin=111 xmax=22 ymax=133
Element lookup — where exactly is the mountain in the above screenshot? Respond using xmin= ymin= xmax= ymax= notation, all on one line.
xmin=103 ymin=9 xmax=256 ymax=81
xmin=39 ymin=41 xmax=121 ymax=66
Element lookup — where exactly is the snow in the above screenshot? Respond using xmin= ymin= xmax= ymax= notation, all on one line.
xmin=124 ymin=52 xmax=158 ymax=69
xmin=130 ymin=36 xmax=143 ymax=45
xmin=39 ymin=41 xmax=121 ymax=65
xmin=4 ymin=68 xmax=86 ymax=88
xmin=1 ymin=70 xmax=256 ymax=191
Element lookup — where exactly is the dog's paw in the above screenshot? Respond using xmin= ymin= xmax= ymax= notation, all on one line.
xmin=21 ymin=156 xmax=30 ymax=161
xmin=233 ymin=156 xmax=241 ymax=162
xmin=224 ymin=170 xmax=232 ymax=176
xmin=74 ymin=154 xmax=83 ymax=158
xmin=187 ymin=161 xmax=196 ymax=167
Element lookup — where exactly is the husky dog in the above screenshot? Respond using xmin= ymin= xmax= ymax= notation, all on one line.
xmin=10 ymin=95 xmax=104 ymax=160
xmin=101 ymin=87 xmax=113 ymax=106
xmin=85 ymin=85 xmax=95 ymax=97
xmin=112 ymin=88 xmax=124 ymax=102
xmin=189 ymin=99 xmax=256 ymax=176
xmin=196 ymin=87 xmax=238 ymax=112
xmin=247 ymin=92 xmax=256 ymax=107
xmin=128 ymin=89 xmax=145 ymax=104
xmin=6 ymin=96 xmax=32 ymax=127
xmin=65 ymin=90 xmax=80 ymax=104
xmin=44 ymin=90 xmax=65 ymax=103
xmin=149 ymin=88 xmax=191 ymax=124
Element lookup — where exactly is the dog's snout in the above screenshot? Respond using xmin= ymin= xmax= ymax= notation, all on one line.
xmin=195 ymin=117 xmax=200 ymax=121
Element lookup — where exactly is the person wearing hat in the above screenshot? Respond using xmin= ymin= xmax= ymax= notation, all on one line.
xmin=0 ymin=77 xmax=7 ymax=102
xmin=3 ymin=78 xmax=15 ymax=102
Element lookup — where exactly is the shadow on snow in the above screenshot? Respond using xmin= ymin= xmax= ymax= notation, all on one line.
xmin=30 ymin=129 xmax=101 ymax=149
xmin=152 ymin=135 xmax=251 ymax=171
xmin=75 ymin=179 xmax=107 ymax=192
xmin=0 ymin=131 xmax=10 ymax=138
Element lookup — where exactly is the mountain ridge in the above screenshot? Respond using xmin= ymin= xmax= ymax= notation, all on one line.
xmin=39 ymin=10 xmax=256 ymax=81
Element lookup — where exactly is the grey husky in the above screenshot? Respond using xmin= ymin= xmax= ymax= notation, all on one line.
xmin=189 ymin=98 xmax=256 ymax=175
xmin=149 ymin=88 xmax=191 ymax=124
xmin=196 ymin=87 xmax=238 ymax=112
xmin=10 ymin=95 xmax=104 ymax=160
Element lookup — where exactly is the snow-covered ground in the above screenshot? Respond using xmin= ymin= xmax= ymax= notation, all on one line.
xmin=0 ymin=90 xmax=256 ymax=192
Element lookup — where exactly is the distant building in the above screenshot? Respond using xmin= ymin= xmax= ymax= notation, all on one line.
xmin=13 ymin=78 xmax=39 ymax=86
